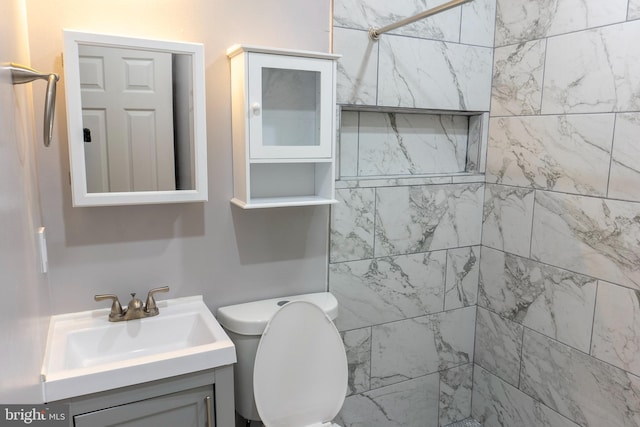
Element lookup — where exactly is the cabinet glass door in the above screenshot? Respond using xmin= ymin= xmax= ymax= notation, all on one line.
xmin=248 ymin=53 xmax=333 ymax=159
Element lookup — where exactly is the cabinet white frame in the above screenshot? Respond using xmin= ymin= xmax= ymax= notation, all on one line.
xmin=247 ymin=53 xmax=334 ymax=159
xmin=228 ymin=45 xmax=340 ymax=209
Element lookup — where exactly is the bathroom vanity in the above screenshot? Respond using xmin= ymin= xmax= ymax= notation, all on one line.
xmin=57 ymin=368 xmax=231 ymax=427
xmin=41 ymin=296 xmax=236 ymax=426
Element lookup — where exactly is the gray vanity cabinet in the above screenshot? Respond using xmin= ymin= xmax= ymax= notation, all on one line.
xmin=74 ymin=385 xmax=212 ymax=427
xmin=56 ymin=366 xmax=234 ymax=427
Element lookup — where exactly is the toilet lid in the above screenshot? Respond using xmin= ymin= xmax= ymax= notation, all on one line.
xmin=253 ymin=301 xmax=348 ymax=427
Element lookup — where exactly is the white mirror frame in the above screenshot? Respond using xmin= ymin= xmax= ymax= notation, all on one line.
xmin=63 ymin=30 xmax=208 ymax=207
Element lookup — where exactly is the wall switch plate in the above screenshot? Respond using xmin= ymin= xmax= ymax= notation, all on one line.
xmin=37 ymin=226 xmax=48 ymax=273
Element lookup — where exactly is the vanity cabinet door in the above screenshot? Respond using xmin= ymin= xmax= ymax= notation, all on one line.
xmin=74 ymin=385 xmax=213 ymax=427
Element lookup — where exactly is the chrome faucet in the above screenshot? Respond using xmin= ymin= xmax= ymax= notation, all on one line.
xmin=94 ymin=286 xmax=170 ymax=322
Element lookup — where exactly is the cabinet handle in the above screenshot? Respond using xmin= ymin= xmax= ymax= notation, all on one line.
xmin=205 ymin=395 xmax=213 ymax=427
xmin=251 ymin=102 xmax=261 ymax=116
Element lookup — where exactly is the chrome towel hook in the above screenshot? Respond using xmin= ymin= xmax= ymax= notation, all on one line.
xmin=8 ymin=62 xmax=59 ymax=147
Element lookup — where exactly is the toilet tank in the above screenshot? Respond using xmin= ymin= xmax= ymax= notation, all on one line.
xmin=216 ymin=292 xmax=339 ymax=422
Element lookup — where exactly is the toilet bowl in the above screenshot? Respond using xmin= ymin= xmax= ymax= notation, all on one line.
xmin=217 ymin=292 xmax=347 ymax=427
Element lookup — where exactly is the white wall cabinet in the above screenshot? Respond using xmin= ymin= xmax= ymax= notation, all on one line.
xmin=228 ymin=45 xmax=340 ymax=208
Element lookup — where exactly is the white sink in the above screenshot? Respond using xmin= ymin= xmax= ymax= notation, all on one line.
xmin=41 ymin=296 xmax=236 ymax=402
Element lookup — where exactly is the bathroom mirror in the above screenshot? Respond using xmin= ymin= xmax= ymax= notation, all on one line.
xmin=63 ymin=30 xmax=207 ymax=206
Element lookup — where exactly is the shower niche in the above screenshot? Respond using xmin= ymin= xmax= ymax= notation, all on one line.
xmin=336 ymin=107 xmax=489 ymax=180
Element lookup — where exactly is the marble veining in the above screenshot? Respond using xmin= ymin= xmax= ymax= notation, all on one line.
xmin=333 ymin=27 xmax=378 ymax=106
xmin=333 ymin=0 xmax=461 ymax=42
xmin=482 ymin=184 xmax=534 ymax=257
xmin=377 ymin=36 xmax=492 ymax=111
xmin=472 ymin=365 xmax=580 ymax=427
xmin=439 ymin=364 xmax=473 ymax=426
xmin=330 ymin=252 xmax=447 ymax=331
xmin=520 ymin=330 xmax=640 ymax=427
xmin=375 ymin=183 xmax=484 ymax=256
xmin=542 ymin=20 xmax=640 ymax=114
xmin=370 ymin=307 xmax=476 ymax=388
xmin=495 ymin=0 xmax=628 ymax=47
xmin=608 ymin=113 xmax=640 ymax=202
xmin=479 ymin=247 xmax=597 ymax=352
xmin=591 ymin=281 xmax=640 ymax=378
xmin=444 ymin=246 xmax=480 ymax=310
xmin=358 ymin=112 xmax=468 ymax=176
xmin=486 ymin=114 xmax=615 ymax=196
xmin=330 ymin=188 xmax=375 ymax=263
xmin=336 ymin=374 xmax=440 ymax=427
xmin=342 ymin=328 xmax=372 ymax=395
xmin=459 ymin=0 xmax=496 ymax=48
xmin=474 ymin=306 xmax=523 ymax=387
xmin=491 ymin=40 xmax=545 ymax=116
xmin=531 ymin=191 xmax=640 ymax=290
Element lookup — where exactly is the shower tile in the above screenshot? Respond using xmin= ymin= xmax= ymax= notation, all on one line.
xmin=479 ymin=247 xmax=597 ymax=353
xmin=357 ymin=112 xmax=468 ymax=176
xmin=341 ymin=328 xmax=371 ymax=395
xmin=473 ymin=306 xmax=523 ymax=387
xmin=542 ymin=20 xmax=640 ymax=114
xmin=520 ymin=329 xmax=640 ymax=427
xmin=336 ymin=374 xmax=440 ymax=427
xmin=370 ymin=306 xmax=476 ymax=388
xmin=439 ymin=363 xmax=473 ymax=426
xmin=377 ymin=36 xmax=492 ymax=111
xmin=330 ymin=188 xmax=375 ymax=263
xmin=336 ymin=175 xmax=452 ymax=189
xmin=333 ymin=0 xmax=461 ymax=42
xmin=591 ymin=281 xmax=640 ymax=377
xmin=631 ymin=0 xmax=640 ymax=20
xmin=486 ymin=115 xmax=614 ymax=196
xmin=481 ymin=184 xmax=534 ymax=257
xmin=472 ymin=365 xmax=580 ymax=427
xmin=609 ymin=113 xmax=640 ymax=202
xmin=494 ymin=0 xmax=628 ymax=47
xmin=329 ymin=251 xmax=446 ymax=331
xmin=490 ymin=40 xmax=545 ymax=116
xmin=460 ymin=0 xmax=496 ymax=48
xmin=531 ymin=191 xmax=640 ymax=290
xmin=375 ymin=183 xmax=483 ymax=257
xmin=338 ymin=111 xmax=359 ymax=178
xmin=333 ymin=27 xmax=378 ymax=105
xmin=444 ymin=246 xmax=479 ymax=311
xmin=466 ymin=113 xmax=488 ymax=174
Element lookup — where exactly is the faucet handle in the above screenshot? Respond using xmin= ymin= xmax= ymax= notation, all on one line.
xmin=145 ymin=286 xmax=170 ymax=315
xmin=94 ymin=294 xmax=124 ymax=321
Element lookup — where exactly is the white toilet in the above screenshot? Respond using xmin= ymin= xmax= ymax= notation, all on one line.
xmin=217 ymin=292 xmax=347 ymax=427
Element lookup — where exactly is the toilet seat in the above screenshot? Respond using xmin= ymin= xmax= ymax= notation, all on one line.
xmin=253 ymin=301 xmax=347 ymax=427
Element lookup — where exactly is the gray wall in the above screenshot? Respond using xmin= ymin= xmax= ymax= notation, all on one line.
xmin=25 ymin=0 xmax=332 ymax=315
xmin=474 ymin=1 xmax=640 ymax=426
xmin=330 ymin=0 xmax=496 ymax=425
xmin=0 ymin=0 xmax=52 ymax=403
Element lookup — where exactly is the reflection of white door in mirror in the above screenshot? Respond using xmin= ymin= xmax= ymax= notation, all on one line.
xmin=63 ymin=30 xmax=207 ymax=206
xmin=79 ymin=46 xmax=175 ymax=193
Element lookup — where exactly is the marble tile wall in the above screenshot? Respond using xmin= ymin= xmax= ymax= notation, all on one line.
xmin=339 ymin=111 xmax=470 ymax=177
xmin=475 ymin=1 xmax=640 ymax=426
xmin=330 ymin=183 xmax=482 ymax=426
xmin=332 ymin=1 xmax=496 ymax=425
xmin=333 ymin=0 xmax=495 ymax=110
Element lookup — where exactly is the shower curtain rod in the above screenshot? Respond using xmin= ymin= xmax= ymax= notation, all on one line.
xmin=368 ymin=0 xmax=474 ymax=40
